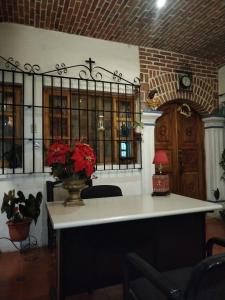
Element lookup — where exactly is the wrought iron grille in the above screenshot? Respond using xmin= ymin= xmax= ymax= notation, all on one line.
xmin=0 ymin=56 xmax=142 ymax=175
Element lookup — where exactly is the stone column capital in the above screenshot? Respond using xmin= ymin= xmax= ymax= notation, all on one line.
xmin=202 ymin=116 xmax=225 ymax=128
xmin=142 ymin=111 xmax=162 ymax=126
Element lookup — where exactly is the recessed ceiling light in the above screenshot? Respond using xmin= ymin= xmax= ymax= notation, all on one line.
xmin=156 ymin=0 xmax=167 ymax=9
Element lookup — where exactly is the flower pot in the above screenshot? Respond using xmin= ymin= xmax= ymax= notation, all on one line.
xmin=7 ymin=219 xmax=31 ymax=242
xmin=63 ymin=178 xmax=87 ymax=206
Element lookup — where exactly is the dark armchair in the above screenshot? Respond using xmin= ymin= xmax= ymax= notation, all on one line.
xmin=124 ymin=237 xmax=225 ymax=300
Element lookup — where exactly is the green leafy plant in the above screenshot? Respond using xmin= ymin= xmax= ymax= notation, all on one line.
xmin=213 ymin=188 xmax=220 ymax=201
xmin=132 ymin=121 xmax=144 ymax=129
xmin=1 ymin=190 xmax=42 ymax=224
xmin=219 ymin=151 xmax=225 ymax=221
xmin=132 ymin=121 xmax=144 ymax=140
xmin=120 ymin=123 xmax=131 ymax=136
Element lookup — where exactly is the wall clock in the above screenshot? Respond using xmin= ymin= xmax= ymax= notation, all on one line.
xmin=178 ymin=73 xmax=192 ymax=91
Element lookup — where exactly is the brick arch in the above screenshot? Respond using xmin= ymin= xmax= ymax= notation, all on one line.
xmin=146 ymin=73 xmax=217 ymax=115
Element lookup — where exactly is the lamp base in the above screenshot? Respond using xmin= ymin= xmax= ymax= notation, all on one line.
xmin=152 ymin=174 xmax=170 ymax=195
xmin=152 ymin=191 xmax=170 ymax=196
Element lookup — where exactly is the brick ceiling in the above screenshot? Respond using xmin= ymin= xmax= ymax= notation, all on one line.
xmin=1 ymin=0 xmax=225 ymax=67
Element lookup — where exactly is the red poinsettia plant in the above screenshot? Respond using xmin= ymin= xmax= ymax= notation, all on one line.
xmin=46 ymin=142 xmax=96 ymax=180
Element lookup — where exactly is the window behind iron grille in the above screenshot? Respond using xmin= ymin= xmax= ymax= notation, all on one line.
xmin=43 ymin=85 xmax=141 ymax=170
xmin=0 ymin=66 xmax=141 ymax=175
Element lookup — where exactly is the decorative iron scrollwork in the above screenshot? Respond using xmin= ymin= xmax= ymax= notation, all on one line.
xmin=55 ymin=63 xmax=68 ymax=75
xmin=77 ymin=66 xmax=102 ymax=81
xmin=43 ymin=58 xmax=139 ymax=85
xmin=133 ymin=77 xmax=140 ymax=84
xmin=24 ymin=63 xmax=41 ymax=74
xmin=4 ymin=57 xmax=20 ymax=71
xmin=0 ymin=56 xmax=140 ymax=86
xmin=0 ymin=56 xmax=41 ymax=73
xmin=113 ymin=70 xmax=123 ymax=82
xmin=91 ymin=67 xmax=103 ymax=81
xmin=78 ymin=66 xmax=91 ymax=80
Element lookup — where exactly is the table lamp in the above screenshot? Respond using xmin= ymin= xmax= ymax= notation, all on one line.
xmin=152 ymin=150 xmax=170 ymax=196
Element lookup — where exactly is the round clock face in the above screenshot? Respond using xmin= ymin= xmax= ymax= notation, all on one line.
xmin=181 ymin=75 xmax=191 ymax=88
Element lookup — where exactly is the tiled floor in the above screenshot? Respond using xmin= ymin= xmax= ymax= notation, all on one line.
xmin=0 ymin=215 xmax=225 ymax=300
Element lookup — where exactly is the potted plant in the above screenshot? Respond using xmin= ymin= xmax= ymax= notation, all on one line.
xmin=133 ymin=121 xmax=144 ymax=140
xmin=46 ymin=142 xmax=96 ymax=206
xmin=1 ymin=189 xmax=42 ymax=241
xmin=133 ymin=121 xmax=144 ymax=132
xmin=120 ymin=122 xmax=131 ymax=137
xmin=220 ymin=149 xmax=225 ymax=180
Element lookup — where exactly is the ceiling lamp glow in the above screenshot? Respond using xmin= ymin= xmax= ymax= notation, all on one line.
xmin=156 ymin=0 xmax=167 ymax=8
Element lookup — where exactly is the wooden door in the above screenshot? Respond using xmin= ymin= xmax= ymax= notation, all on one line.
xmin=155 ymin=102 xmax=205 ymax=199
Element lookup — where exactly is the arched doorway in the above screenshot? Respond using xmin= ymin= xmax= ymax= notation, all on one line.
xmin=155 ymin=102 xmax=206 ymax=200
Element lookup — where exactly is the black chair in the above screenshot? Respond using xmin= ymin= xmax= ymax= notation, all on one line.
xmin=46 ymin=179 xmax=93 ymax=248
xmin=46 ymin=180 xmax=62 ymax=203
xmin=46 ymin=180 xmax=62 ymax=249
xmin=80 ymin=184 xmax=122 ymax=199
xmin=46 ymin=178 xmax=93 ymax=202
xmin=124 ymin=237 xmax=225 ymax=300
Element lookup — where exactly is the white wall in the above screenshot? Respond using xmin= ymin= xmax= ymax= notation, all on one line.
xmin=0 ymin=23 xmax=145 ymax=252
xmin=0 ymin=23 xmax=139 ymax=83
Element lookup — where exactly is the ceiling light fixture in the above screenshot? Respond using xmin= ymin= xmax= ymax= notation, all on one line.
xmin=156 ymin=0 xmax=166 ymax=8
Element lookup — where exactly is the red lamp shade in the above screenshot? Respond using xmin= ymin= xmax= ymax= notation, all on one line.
xmin=153 ymin=150 xmax=169 ymax=165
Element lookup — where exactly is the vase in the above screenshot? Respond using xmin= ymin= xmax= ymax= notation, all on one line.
xmin=63 ymin=178 xmax=86 ymax=206
xmin=7 ymin=219 xmax=31 ymax=242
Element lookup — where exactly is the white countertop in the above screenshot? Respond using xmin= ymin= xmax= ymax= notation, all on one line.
xmin=46 ymin=193 xmax=222 ymax=230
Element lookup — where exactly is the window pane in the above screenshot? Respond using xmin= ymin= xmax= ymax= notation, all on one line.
xmin=0 ymin=87 xmax=22 ymax=170
xmin=120 ymin=141 xmax=132 ymax=159
xmin=0 ymin=140 xmax=22 ymax=168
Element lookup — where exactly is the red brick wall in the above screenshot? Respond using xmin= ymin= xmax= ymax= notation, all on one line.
xmin=139 ymin=46 xmax=218 ymax=115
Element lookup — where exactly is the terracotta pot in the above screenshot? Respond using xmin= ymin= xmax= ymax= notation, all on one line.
xmin=7 ymin=219 xmax=31 ymax=242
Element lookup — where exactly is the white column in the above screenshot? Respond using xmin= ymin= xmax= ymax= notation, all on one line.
xmin=141 ymin=111 xmax=162 ymax=194
xmin=203 ymin=116 xmax=225 ymax=201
